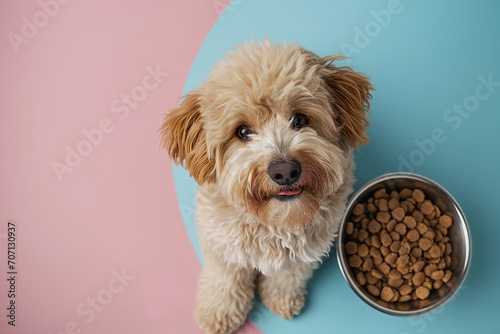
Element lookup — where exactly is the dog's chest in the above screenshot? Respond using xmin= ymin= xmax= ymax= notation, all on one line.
xmin=196 ymin=190 xmax=338 ymax=275
xmin=233 ymin=221 xmax=330 ymax=275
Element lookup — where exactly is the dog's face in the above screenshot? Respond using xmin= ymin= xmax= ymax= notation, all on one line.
xmin=161 ymin=42 xmax=372 ymax=231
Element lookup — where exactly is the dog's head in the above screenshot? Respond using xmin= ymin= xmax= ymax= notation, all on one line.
xmin=161 ymin=41 xmax=372 ymax=231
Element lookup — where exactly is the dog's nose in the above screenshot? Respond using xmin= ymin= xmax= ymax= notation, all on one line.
xmin=268 ymin=159 xmax=302 ymax=186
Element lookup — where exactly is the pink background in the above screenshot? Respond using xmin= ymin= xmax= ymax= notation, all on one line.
xmin=0 ymin=1 xmax=260 ymax=333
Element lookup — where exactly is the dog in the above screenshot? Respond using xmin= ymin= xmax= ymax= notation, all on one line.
xmin=160 ymin=40 xmax=372 ymax=334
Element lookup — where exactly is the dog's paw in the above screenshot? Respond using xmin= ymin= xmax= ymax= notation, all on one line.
xmin=195 ymin=304 xmax=247 ymax=334
xmin=261 ymin=293 xmax=305 ymax=319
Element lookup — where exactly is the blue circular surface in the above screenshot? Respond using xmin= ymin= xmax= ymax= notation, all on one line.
xmin=173 ymin=1 xmax=500 ymax=333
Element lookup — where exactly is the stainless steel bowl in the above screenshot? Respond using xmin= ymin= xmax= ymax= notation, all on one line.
xmin=336 ymin=172 xmax=472 ymax=316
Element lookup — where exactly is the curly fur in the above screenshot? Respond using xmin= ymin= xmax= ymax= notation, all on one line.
xmin=160 ymin=40 xmax=373 ymax=334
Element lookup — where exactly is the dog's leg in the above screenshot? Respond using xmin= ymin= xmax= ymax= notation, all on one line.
xmin=257 ymin=262 xmax=317 ymax=319
xmin=195 ymin=252 xmax=256 ymax=334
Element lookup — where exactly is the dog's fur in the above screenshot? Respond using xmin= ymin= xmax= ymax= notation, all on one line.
xmin=161 ymin=40 xmax=372 ymax=334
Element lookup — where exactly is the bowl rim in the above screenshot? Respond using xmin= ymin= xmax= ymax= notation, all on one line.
xmin=336 ymin=172 xmax=472 ymax=316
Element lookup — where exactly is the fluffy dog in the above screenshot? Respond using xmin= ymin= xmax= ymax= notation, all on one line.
xmin=161 ymin=40 xmax=372 ymax=334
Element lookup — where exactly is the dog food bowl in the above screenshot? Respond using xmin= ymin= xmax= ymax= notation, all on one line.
xmin=336 ymin=172 xmax=471 ymax=316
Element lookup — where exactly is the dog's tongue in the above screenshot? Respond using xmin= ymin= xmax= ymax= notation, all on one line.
xmin=277 ymin=187 xmax=302 ymax=196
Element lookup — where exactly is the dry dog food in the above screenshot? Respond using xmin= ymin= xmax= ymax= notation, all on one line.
xmin=345 ymin=187 xmax=455 ymax=309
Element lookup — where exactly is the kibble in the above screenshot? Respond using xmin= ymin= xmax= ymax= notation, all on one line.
xmin=378 ymin=198 xmax=389 ymax=211
xmin=403 ymin=216 xmax=417 ymax=229
xmin=391 ymin=207 xmax=405 ymax=221
xmin=412 ymin=272 xmax=425 ymax=286
xmin=345 ymin=186 xmax=455 ymax=308
xmin=422 ymin=230 xmax=435 ymax=240
xmin=400 ymin=188 xmax=412 ymax=199
xmin=399 ymin=295 xmax=412 ymax=303
xmin=368 ymin=220 xmax=382 ymax=234
xmin=413 ymin=260 xmax=425 ymax=272
xmin=390 ymin=231 xmax=401 ymax=241
xmin=420 ymin=200 xmax=434 ymax=215
xmin=367 ymin=203 xmax=377 ymax=213
xmin=416 ymin=286 xmax=430 ymax=299
xmin=390 ymin=241 xmax=401 ymax=253
xmin=397 ymin=265 xmax=410 ymax=275
xmin=396 ymin=254 xmax=410 ymax=267
xmin=436 ymin=224 xmax=448 ymax=236
xmin=431 ymin=270 xmax=445 ymax=280
xmin=388 ymin=277 xmax=404 ymax=288
xmin=345 ymin=241 xmax=357 ymax=254
xmin=443 ymin=270 xmax=453 ymax=283
xmin=374 ymin=188 xmax=387 ymax=199
xmin=390 ymin=191 xmax=400 ymax=200
xmin=424 ymin=264 xmax=437 ymax=277
xmin=378 ymin=262 xmax=391 ymax=275
xmin=385 ymin=252 xmax=398 ymax=265
xmin=412 ymin=210 xmax=424 ymax=223
xmin=435 ymin=230 xmax=444 ymax=242
xmin=357 ymin=244 xmax=369 ymax=257
xmin=418 ymin=238 xmax=432 ymax=251
xmin=399 ymin=284 xmax=412 ymax=296
xmin=381 ymin=287 xmax=395 ymax=302
xmin=376 ymin=212 xmax=391 ymax=223
xmin=356 ymin=271 xmax=367 ymax=285
xmin=353 ymin=203 xmax=365 ymax=216
xmin=445 ymin=243 xmax=452 ymax=256
xmin=371 ymin=235 xmax=381 ymax=248
xmin=388 ymin=198 xmax=399 ymax=210
xmin=358 ymin=229 xmax=369 ymax=242
xmin=386 ymin=219 xmax=397 ymax=232
xmin=416 ymin=222 xmax=428 ymax=235
xmin=407 ymin=229 xmax=420 ymax=242
xmin=371 ymin=269 xmax=384 ymax=280
xmin=394 ymin=223 xmax=407 ymax=235
xmin=349 ymin=255 xmax=363 ymax=268
xmin=367 ymin=285 xmax=380 ymax=297
xmin=439 ymin=215 xmax=453 ymax=228
xmin=366 ymin=272 xmax=377 ymax=285
xmin=434 ymin=205 xmax=441 ymax=217
xmin=362 ymin=257 xmax=373 ymax=272
xmin=411 ymin=248 xmax=423 ymax=258
xmin=381 ymin=232 xmax=392 ymax=247
xmin=388 ymin=268 xmax=401 ymax=279
xmin=412 ymin=189 xmax=425 ymax=203
xmin=380 ymin=245 xmax=390 ymax=257
xmin=398 ymin=242 xmax=411 ymax=256
xmin=428 ymin=244 xmax=441 ymax=258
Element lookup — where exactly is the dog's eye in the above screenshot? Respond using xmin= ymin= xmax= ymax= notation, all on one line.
xmin=290 ymin=113 xmax=309 ymax=130
xmin=235 ymin=125 xmax=253 ymax=142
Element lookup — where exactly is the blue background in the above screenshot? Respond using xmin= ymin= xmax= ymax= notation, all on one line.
xmin=173 ymin=1 xmax=500 ymax=333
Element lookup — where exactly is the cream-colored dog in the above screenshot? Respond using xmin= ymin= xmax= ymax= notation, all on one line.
xmin=161 ymin=40 xmax=372 ymax=334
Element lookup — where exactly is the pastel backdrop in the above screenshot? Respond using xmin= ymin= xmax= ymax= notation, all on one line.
xmin=176 ymin=0 xmax=500 ymax=333
xmin=1 ymin=1 xmax=500 ymax=334
xmin=0 ymin=1 xmax=230 ymax=334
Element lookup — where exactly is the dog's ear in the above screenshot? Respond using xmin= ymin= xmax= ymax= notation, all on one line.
xmin=160 ymin=92 xmax=216 ymax=184
xmin=321 ymin=56 xmax=373 ymax=150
